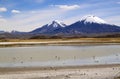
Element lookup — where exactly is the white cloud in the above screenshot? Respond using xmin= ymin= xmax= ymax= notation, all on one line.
xmin=0 ymin=7 xmax=7 ymax=12
xmin=54 ymin=5 xmax=80 ymax=10
xmin=11 ymin=10 xmax=21 ymax=14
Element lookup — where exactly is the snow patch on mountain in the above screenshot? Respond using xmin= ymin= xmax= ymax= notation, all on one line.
xmin=80 ymin=15 xmax=107 ymax=24
xmin=48 ymin=20 xmax=66 ymax=27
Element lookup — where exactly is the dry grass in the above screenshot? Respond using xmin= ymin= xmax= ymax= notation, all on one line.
xmin=0 ymin=38 xmax=120 ymax=47
xmin=0 ymin=38 xmax=120 ymax=43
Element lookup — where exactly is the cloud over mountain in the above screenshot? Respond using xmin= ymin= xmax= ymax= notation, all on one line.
xmin=54 ymin=5 xmax=80 ymax=10
xmin=11 ymin=10 xmax=21 ymax=14
xmin=0 ymin=7 xmax=7 ymax=12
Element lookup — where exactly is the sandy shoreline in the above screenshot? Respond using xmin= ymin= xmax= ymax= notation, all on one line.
xmin=0 ymin=64 xmax=120 ymax=72
xmin=0 ymin=64 xmax=120 ymax=79
xmin=0 ymin=41 xmax=120 ymax=47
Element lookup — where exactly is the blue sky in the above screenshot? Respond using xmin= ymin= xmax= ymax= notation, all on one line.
xmin=0 ymin=0 xmax=120 ymax=32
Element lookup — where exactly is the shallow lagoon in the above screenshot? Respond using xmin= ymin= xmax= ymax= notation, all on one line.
xmin=0 ymin=45 xmax=120 ymax=67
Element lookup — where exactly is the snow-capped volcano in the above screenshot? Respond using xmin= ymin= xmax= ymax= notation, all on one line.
xmin=80 ymin=15 xmax=107 ymax=24
xmin=60 ymin=15 xmax=120 ymax=34
xmin=48 ymin=20 xmax=66 ymax=27
xmin=31 ymin=20 xmax=66 ymax=34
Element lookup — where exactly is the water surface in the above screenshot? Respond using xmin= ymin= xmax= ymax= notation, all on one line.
xmin=0 ymin=45 xmax=120 ymax=67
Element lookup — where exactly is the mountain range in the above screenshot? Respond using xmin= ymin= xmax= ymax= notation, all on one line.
xmin=30 ymin=15 xmax=120 ymax=36
xmin=0 ymin=15 xmax=120 ymax=39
